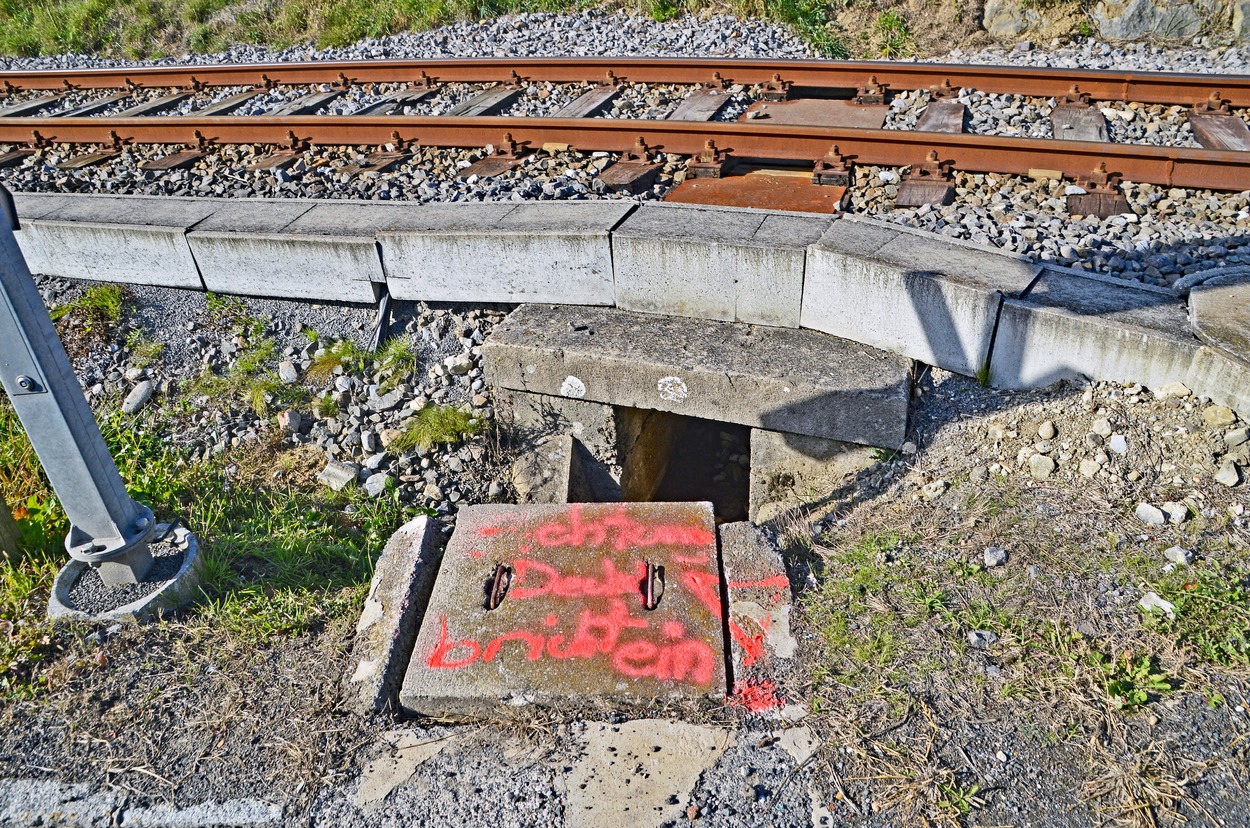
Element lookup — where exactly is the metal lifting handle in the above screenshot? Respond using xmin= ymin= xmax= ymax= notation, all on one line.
xmin=0 ymin=184 xmax=155 ymax=585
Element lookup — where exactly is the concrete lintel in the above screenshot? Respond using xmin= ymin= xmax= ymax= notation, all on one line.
xmin=344 ymin=515 xmax=442 ymax=716
xmin=483 ymin=304 xmax=912 ymax=449
xmin=801 ymin=216 xmax=1040 ymax=377
xmin=991 ymin=267 xmax=1199 ymax=391
xmin=612 ymin=202 xmax=832 ymax=328
xmin=378 ymin=201 xmax=630 ymax=304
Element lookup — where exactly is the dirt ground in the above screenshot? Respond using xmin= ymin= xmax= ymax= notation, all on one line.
xmin=2 ymin=360 xmax=1248 ymax=826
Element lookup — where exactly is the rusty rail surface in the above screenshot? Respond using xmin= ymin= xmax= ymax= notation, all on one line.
xmin=2 ymin=57 xmax=1250 ymax=106
xmin=1 ymin=114 xmax=1245 ymax=191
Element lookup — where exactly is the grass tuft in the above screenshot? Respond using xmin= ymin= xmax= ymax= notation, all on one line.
xmin=391 ymin=404 xmax=480 ymax=452
xmin=48 ymin=284 xmax=125 ymax=325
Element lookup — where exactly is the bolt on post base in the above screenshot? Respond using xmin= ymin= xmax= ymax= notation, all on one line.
xmin=65 ymin=504 xmax=156 ymax=586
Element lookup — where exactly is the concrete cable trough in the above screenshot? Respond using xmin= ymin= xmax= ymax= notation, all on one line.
xmin=12 ymin=192 xmax=1249 ymax=426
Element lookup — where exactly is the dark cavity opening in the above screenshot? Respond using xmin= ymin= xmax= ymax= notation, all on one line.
xmin=616 ymin=407 xmax=749 ymax=524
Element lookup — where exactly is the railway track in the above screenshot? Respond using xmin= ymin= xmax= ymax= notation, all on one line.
xmin=3 ymin=57 xmax=1250 ymax=213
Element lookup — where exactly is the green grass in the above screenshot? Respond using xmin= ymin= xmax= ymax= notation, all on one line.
xmin=391 ymin=404 xmax=480 ymax=452
xmin=48 ymin=284 xmax=125 ymax=325
xmin=0 ymin=394 xmax=422 ymax=696
xmin=0 ymin=0 xmax=851 ymax=58
xmin=304 ymin=338 xmax=367 ymax=386
xmin=190 ymin=337 xmax=297 ymax=417
xmin=125 ymin=330 xmax=165 ymax=369
xmin=1146 ymin=566 xmax=1250 ymax=668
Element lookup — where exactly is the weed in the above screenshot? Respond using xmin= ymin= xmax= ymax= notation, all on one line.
xmin=49 ymin=284 xmax=125 ymax=326
xmin=873 ymin=9 xmax=912 ymax=58
xmin=975 ymin=361 xmax=992 ymax=387
xmin=314 ymin=394 xmax=340 ymax=419
xmin=937 ymin=781 xmax=984 ymax=815
xmin=125 ymin=330 xmax=165 ymax=369
xmin=1146 ymin=566 xmax=1250 ymax=667
xmin=391 ymin=405 xmax=480 ymax=452
xmin=375 ymin=334 xmax=421 ymax=392
xmin=305 ymin=339 xmax=367 ymax=385
xmin=190 ymin=338 xmax=296 ymax=417
xmin=1092 ymin=651 xmax=1173 ymax=712
xmin=869 ymin=447 xmax=899 ymax=463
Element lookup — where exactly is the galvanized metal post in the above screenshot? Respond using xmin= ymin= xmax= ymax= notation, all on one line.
xmin=0 ymin=185 xmax=154 ymax=584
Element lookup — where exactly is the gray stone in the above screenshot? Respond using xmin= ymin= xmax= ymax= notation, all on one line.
xmin=1161 ymin=501 xmax=1189 ymax=524
xmin=612 ymin=202 xmax=830 ymax=328
xmin=363 ymin=473 xmax=393 ymax=498
xmin=317 ymin=460 xmax=360 ymax=491
xmin=1135 ymin=502 xmax=1166 ymax=526
xmin=1028 ymin=453 xmax=1056 ymax=480
xmin=122 ymin=380 xmax=154 ymax=414
xmin=1092 ymin=417 xmax=1113 ymax=437
xmin=748 ymin=429 xmax=876 ymax=523
xmin=379 ymin=201 xmax=630 ymax=304
xmin=802 ymin=217 xmax=1039 ymax=378
xmin=1093 ymin=0 xmax=1206 ymax=41
xmin=1079 ymin=458 xmax=1101 ymax=477
xmin=1037 ymin=420 xmax=1057 ymax=439
xmin=278 ymin=360 xmax=299 ymax=384
xmin=1227 ymin=427 xmax=1250 ymax=448
xmin=1203 ymin=405 xmax=1238 ymax=429
xmin=483 ymin=304 xmax=913 ymax=449
xmin=277 ymin=409 xmax=304 ymax=433
xmin=983 ymin=0 xmax=1038 ymax=36
xmin=344 ymin=516 xmax=442 ymax=715
xmin=993 ymin=268 xmax=1198 ymax=391
xmin=1164 ymin=545 xmax=1195 ymax=565
xmin=984 ymin=547 xmax=1009 ymax=568
xmin=1109 ymin=433 xmax=1129 ymax=454
xmin=968 ymin=630 xmax=998 ymax=649
xmin=1138 ymin=591 xmax=1176 ymax=618
xmin=1216 ymin=461 xmax=1243 ymax=487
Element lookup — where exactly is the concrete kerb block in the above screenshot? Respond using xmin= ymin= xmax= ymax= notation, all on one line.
xmin=379 ymin=201 xmax=632 ymax=304
xmin=612 ymin=202 xmax=833 ymax=328
xmin=47 ymin=525 xmax=202 ymax=623
xmin=800 ymin=215 xmax=1040 ymax=378
xmin=991 ymin=266 xmax=1201 ymax=391
xmin=187 ymin=199 xmax=388 ymax=303
xmin=15 ymin=194 xmax=217 ymax=289
xmin=344 ymin=516 xmax=443 ymax=716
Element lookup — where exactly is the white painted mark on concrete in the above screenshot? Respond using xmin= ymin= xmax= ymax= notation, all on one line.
xmin=657 ymin=376 xmax=688 ymax=403
xmin=560 ymin=375 xmax=586 ymax=399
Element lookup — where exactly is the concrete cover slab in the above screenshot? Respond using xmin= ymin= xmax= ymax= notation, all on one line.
xmin=1188 ymin=271 xmax=1250 ymax=361
xmin=718 ymin=522 xmax=796 ymax=686
xmin=343 ymin=516 xmax=442 ymax=715
xmin=565 ymin=719 xmax=730 ymax=828
xmin=282 ymin=201 xmax=456 ymax=236
xmin=992 ymin=267 xmax=1199 ymax=391
xmin=483 ymin=304 xmax=912 ymax=448
xmin=400 ymin=502 xmax=727 ymax=719
xmin=612 ymin=202 xmax=832 ymax=328
xmin=379 ymin=202 xmax=630 ymax=304
xmin=189 ymin=198 xmax=316 ymax=233
xmin=802 ymin=216 xmax=1040 ymax=376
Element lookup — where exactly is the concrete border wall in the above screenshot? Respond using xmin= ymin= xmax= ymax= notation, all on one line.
xmin=11 ymin=192 xmax=1249 ymax=418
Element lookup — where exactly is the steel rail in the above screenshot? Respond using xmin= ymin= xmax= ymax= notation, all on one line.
xmin=2 ymin=114 xmax=1245 ymax=191
xmin=2 ymin=57 xmax=1250 ymax=106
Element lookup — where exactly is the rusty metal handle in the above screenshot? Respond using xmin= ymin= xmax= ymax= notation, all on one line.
xmin=487 ymin=563 xmax=512 ymax=610
xmin=643 ymin=562 xmax=664 ymax=611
